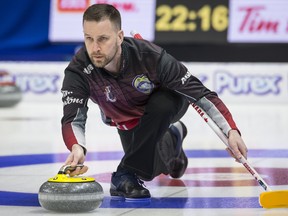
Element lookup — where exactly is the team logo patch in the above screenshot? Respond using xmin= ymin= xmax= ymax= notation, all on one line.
xmin=104 ymin=86 xmax=116 ymax=102
xmin=132 ymin=74 xmax=154 ymax=94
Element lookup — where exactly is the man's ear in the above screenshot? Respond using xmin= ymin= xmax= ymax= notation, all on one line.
xmin=117 ymin=30 xmax=124 ymax=45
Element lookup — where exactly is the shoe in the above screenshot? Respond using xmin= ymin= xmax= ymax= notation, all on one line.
xmin=159 ymin=121 xmax=188 ymax=179
xmin=110 ymin=170 xmax=151 ymax=200
xmin=169 ymin=151 xmax=188 ymax=178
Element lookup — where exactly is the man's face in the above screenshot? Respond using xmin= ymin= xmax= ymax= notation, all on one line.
xmin=83 ymin=19 xmax=123 ymax=68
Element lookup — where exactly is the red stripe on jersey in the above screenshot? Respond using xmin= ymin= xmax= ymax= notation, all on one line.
xmin=62 ymin=123 xmax=78 ymax=151
xmin=205 ymin=95 xmax=240 ymax=135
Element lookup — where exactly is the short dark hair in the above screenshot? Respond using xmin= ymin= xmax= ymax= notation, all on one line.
xmin=83 ymin=4 xmax=121 ymax=30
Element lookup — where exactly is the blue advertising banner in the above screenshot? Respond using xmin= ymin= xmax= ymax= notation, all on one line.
xmin=0 ymin=0 xmax=50 ymax=50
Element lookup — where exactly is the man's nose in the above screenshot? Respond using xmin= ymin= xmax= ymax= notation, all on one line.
xmin=92 ymin=42 xmax=100 ymax=52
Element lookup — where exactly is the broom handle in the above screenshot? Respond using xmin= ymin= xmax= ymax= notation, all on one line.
xmin=191 ymin=103 xmax=272 ymax=192
xmin=130 ymin=30 xmax=272 ymax=192
xmin=130 ymin=30 xmax=143 ymax=39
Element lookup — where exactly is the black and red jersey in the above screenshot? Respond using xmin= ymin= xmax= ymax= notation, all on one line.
xmin=61 ymin=37 xmax=239 ymax=152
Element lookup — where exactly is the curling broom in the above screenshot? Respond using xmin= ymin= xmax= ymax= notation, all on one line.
xmin=130 ymin=30 xmax=288 ymax=208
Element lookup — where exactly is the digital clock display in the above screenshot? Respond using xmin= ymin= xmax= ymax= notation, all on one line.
xmin=155 ymin=0 xmax=228 ymax=44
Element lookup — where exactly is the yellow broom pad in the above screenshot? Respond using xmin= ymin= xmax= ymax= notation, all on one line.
xmin=259 ymin=190 xmax=288 ymax=208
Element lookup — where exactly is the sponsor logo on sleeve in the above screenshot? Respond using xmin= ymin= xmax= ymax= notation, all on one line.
xmin=61 ymin=90 xmax=84 ymax=106
xmin=181 ymin=71 xmax=192 ymax=84
xmin=83 ymin=64 xmax=94 ymax=74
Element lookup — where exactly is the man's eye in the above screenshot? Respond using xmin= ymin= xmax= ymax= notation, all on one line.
xmin=85 ymin=37 xmax=93 ymax=41
xmin=99 ymin=37 xmax=108 ymax=42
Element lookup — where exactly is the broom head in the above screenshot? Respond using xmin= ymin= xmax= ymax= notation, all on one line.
xmin=259 ymin=190 xmax=288 ymax=208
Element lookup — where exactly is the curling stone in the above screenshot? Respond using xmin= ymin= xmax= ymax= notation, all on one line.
xmin=38 ymin=165 xmax=104 ymax=212
xmin=0 ymin=71 xmax=22 ymax=107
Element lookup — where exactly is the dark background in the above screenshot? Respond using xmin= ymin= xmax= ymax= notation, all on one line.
xmin=0 ymin=0 xmax=287 ymax=62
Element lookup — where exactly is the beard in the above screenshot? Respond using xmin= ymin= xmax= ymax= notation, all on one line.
xmin=89 ymin=43 xmax=119 ymax=68
xmin=91 ymin=53 xmax=111 ymax=68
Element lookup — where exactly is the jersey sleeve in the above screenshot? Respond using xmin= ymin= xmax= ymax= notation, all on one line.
xmin=157 ymin=50 xmax=239 ymax=136
xmin=61 ymin=69 xmax=90 ymax=153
